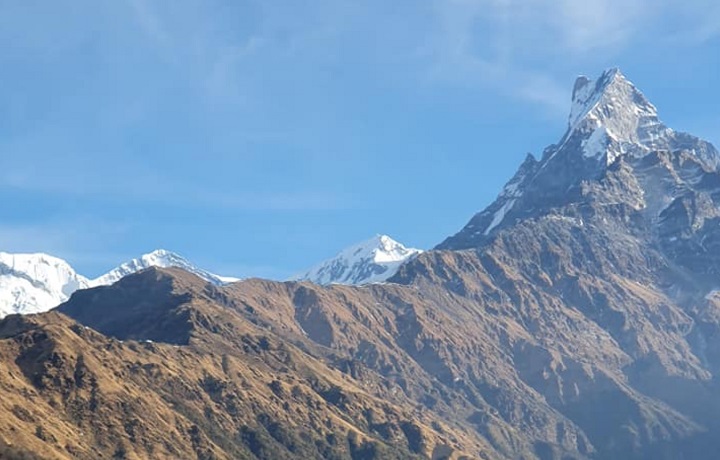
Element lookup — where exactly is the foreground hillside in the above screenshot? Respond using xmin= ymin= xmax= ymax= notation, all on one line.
xmin=0 ymin=269 xmax=490 ymax=459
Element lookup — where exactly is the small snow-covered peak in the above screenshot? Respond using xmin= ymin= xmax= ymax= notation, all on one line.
xmin=146 ymin=248 xmax=173 ymax=258
xmin=362 ymin=234 xmax=418 ymax=263
xmin=91 ymin=249 xmax=239 ymax=287
xmin=292 ymin=235 xmax=422 ymax=285
xmin=137 ymin=249 xmax=188 ymax=269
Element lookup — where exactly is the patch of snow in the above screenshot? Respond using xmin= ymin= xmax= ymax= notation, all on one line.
xmin=545 ymin=215 xmax=584 ymax=226
xmin=484 ymin=199 xmax=516 ymax=235
xmin=582 ymin=126 xmax=610 ymax=159
xmin=569 ymin=74 xmax=604 ymax=129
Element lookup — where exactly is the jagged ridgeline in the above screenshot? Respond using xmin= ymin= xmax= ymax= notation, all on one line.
xmin=0 ymin=250 xmax=239 ymax=318
xmin=0 ymin=238 xmax=419 ymax=319
xmin=3 ymin=69 xmax=720 ymax=459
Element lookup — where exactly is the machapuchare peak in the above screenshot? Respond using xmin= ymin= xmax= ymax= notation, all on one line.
xmin=438 ymin=68 xmax=720 ymax=250
xmin=569 ymin=68 xmax=655 ymax=127
xmin=562 ymin=68 xmax=671 ymax=167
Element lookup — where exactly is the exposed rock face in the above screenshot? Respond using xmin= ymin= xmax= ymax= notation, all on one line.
xmin=2 ymin=69 xmax=720 ymax=459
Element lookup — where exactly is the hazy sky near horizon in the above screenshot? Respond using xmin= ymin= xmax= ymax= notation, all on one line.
xmin=1 ymin=0 xmax=720 ymax=278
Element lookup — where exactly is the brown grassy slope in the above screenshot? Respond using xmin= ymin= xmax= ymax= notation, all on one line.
xmin=0 ymin=268 xmax=492 ymax=460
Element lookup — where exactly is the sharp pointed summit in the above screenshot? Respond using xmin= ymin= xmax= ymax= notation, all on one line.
xmin=563 ymin=67 xmax=670 ymax=166
xmin=438 ymin=68 xmax=720 ymax=250
xmin=569 ymin=68 xmax=655 ymax=129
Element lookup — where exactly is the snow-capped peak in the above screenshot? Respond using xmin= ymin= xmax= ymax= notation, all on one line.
xmin=291 ymin=235 xmax=422 ymax=285
xmin=0 ymin=252 xmax=90 ymax=317
xmin=437 ymin=68 xmax=720 ymax=250
xmin=566 ymin=67 xmax=668 ymax=165
xmin=0 ymin=249 xmax=239 ymax=318
xmin=568 ymin=68 xmax=657 ymax=129
xmin=90 ymin=249 xmax=239 ymax=287
xmin=366 ymin=235 xmax=418 ymax=263
xmin=569 ymin=68 xmax=657 ymax=129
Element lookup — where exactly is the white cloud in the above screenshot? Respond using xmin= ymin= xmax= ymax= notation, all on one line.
xmin=424 ymin=0 xmax=578 ymax=113
xmin=540 ymin=0 xmax=645 ymax=53
xmin=433 ymin=0 xmax=647 ymax=56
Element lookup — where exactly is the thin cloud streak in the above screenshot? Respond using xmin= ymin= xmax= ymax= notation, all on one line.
xmin=0 ymin=172 xmax=354 ymax=212
xmin=126 ymin=0 xmax=172 ymax=50
xmin=423 ymin=0 xmax=570 ymax=115
xmin=423 ymin=0 xmax=720 ymax=115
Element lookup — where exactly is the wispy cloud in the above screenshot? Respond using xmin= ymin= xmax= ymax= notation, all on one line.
xmin=125 ymin=0 xmax=172 ymax=50
xmin=423 ymin=0 xmax=577 ymax=114
xmin=538 ymin=0 xmax=646 ymax=53
xmin=0 ymin=170 xmax=353 ymax=212
xmin=418 ymin=0 xmax=720 ymax=114
xmin=431 ymin=0 xmax=650 ymax=56
xmin=654 ymin=0 xmax=720 ymax=45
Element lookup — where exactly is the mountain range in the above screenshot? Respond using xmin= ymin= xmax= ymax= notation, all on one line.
xmin=2 ymin=68 xmax=720 ymax=459
xmin=0 ymin=249 xmax=238 ymax=319
xmin=0 ymin=237 xmax=419 ymax=318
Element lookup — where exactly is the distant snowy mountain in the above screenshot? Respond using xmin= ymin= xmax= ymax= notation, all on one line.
xmin=291 ymin=235 xmax=422 ymax=285
xmin=0 ymin=249 xmax=238 ymax=318
xmin=0 ymin=252 xmax=90 ymax=318
xmin=90 ymin=249 xmax=239 ymax=287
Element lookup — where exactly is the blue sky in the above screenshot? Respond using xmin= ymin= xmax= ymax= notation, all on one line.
xmin=1 ymin=0 xmax=720 ymax=279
